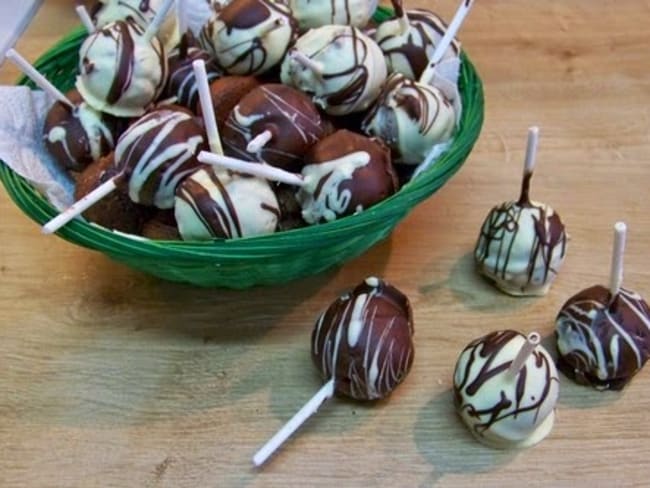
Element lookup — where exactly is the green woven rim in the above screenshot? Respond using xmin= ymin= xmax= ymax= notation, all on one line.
xmin=0 ymin=10 xmax=484 ymax=288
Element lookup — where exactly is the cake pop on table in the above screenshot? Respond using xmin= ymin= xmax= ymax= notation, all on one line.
xmin=252 ymin=277 xmax=414 ymax=466
xmin=474 ymin=127 xmax=568 ymax=296
xmin=453 ymin=330 xmax=560 ymax=449
xmin=555 ymin=222 xmax=650 ymax=390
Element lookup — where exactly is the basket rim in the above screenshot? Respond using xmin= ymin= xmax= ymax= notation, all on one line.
xmin=0 ymin=19 xmax=484 ymax=261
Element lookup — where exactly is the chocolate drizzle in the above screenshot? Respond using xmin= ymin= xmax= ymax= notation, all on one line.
xmin=106 ymin=21 xmax=137 ymax=105
xmin=164 ymin=45 xmax=222 ymax=112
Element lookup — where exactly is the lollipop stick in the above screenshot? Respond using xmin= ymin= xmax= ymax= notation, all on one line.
xmin=420 ymin=0 xmax=474 ymax=83
xmin=507 ymin=332 xmax=540 ymax=378
xmin=144 ymin=0 xmax=175 ymax=41
xmin=290 ymin=51 xmax=323 ymax=76
xmin=5 ymin=49 xmax=74 ymax=109
xmin=198 ymin=151 xmax=305 ymax=186
xmin=42 ymin=178 xmax=118 ymax=234
xmin=193 ymin=59 xmax=224 ymax=155
xmin=518 ymin=126 xmax=539 ymax=204
xmin=75 ymin=5 xmax=96 ymax=34
xmin=247 ymin=130 xmax=273 ymax=154
xmin=609 ymin=221 xmax=627 ymax=299
xmin=253 ymin=379 xmax=335 ymax=467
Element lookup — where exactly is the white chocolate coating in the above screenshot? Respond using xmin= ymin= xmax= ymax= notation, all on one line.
xmin=362 ymin=73 xmax=455 ymax=164
xmin=453 ymin=330 xmax=560 ymax=449
xmin=288 ymin=0 xmax=378 ymax=30
xmin=91 ymin=0 xmax=180 ymax=51
xmin=280 ymin=25 xmax=387 ymax=115
xmin=76 ymin=20 xmax=168 ymax=117
xmin=474 ymin=199 xmax=567 ymax=296
xmin=175 ymin=168 xmax=279 ymax=240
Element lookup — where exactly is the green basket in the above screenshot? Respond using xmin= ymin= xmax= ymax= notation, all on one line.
xmin=0 ymin=8 xmax=484 ymax=288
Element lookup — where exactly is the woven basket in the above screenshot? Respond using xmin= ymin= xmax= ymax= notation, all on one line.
xmin=0 ymin=7 xmax=484 ymax=288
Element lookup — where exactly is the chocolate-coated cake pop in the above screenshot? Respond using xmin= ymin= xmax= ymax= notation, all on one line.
xmin=44 ymin=89 xmax=124 ymax=172
xmin=311 ymin=276 xmax=414 ymax=400
xmin=222 ymin=84 xmax=328 ymax=171
xmin=288 ymin=0 xmax=378 ymax=31
xmin=114 ymin=105 xmax=207 ymax=208
xmin=362 ymin=72 xmax=456 ymax=165
xmin=556 ymin=286 xmax=650 ymax=390
xmin=174 ymin=167 xmax=279 ymax=240
xmin=76 ymin=19 xmax=169 ymax=117
xmin=280 ymin=25 xmax=387 ymax=115
xmin=474 ymin=128 xmax=567 ymax=296
xmin=198 ymin=75 xmax=261 ymax=130
xmin=297 ymin=130 xmax=398 ymax=224
xmin=202 ymin=0 xmax=297 ymax=76
xmin=453 ymin=330 xmax=560 ymax=448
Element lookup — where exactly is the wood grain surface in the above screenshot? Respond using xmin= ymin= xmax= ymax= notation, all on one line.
xmin=1 ymin=1 xmax=650 ymax=487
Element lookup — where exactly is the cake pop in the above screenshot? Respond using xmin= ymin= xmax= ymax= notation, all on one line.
xmin=297 ymin=130 xmax=399 ymax=224
xmin=287 ymin=0 xmax=378 ymax=31
xmin=361 ymin=72 xmax=456 ymax=165
xmin=202 ymin=0 xmax=297 ymax=76
xmin=252 ymin=277 xmax=413 ymax=466
xmin=453 ymin=330 xmax=560 ymax=449
xmin=374 ymin=1 xmax=460 ymax=80
xmin=199 ymin=75 xmax=261 ymax=129
xmin=280 ymin=25 xmax=387 ymax=116
xmin=556 ymin=222 xmax=650 ymax=390
xmin=77 ymin=1 xmax=174 ymax=117
xmin=222 ymin=83 xmax=328 ymax=171
xmin=474 ymin=127 xmax=567 ymax=296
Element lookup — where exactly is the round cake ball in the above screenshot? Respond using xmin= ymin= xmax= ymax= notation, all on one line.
xmin=76 ymin=19 xmax=168 ymax=117
xmin=174 ymin=167 xmax=280 ymax=240
xmin=297 ymin=130 xmax=398 ymax=224
xmin=311 ymin=277 xmax=414 ymax=400
xmin=453 ymin=330 xmax=560 ymax=449
xmin=43 ymin=89 xmax=124 ymax=172
xmin=222 ymin=84 xmax=328 ymax=171
xmin=362 ymin=73 xmax=456 ymax=165
xmin=114 ymin=105 xmax=207 ymax=208
xmin=202 ymin=0 xmax=297 ymax=76
xmin=556 ymin=285 xmax=650 ymax=390
xmin=198 ymin=75 xmax=261 ymax=130
xmin=163 ymin=43 xmax=222 ymax=112
xmin=89 ymin=0 xmax=180 ymax=51
xmin=374 ymin=8 xmax=460 ymax=80
xmin=288 ymin=0 xmax=378 ymax=30
xmin=281 ymin=25 xmax=387 ymax=115
xmin=74 ymin=153 xmax=150 ymax=233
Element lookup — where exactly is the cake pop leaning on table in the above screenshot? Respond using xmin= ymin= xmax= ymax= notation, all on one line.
xmin=453 ymin=330 xmax=560 ymax=448
xmin=555 ymin=222 xmax=650 ymax=390
xmin=474 ymin=127 xmax=568 ymax=296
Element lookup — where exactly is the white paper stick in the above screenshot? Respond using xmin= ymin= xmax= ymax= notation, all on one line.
xmin=176 ymin=0 xmax=188 ymax=36
xmin=291 ymin=51 xmax=323 ymax=75
xmin=420 ymin=0 xmax=474 ymax=83
xmin=507 ymin=332 xmax=541 ymax=378
xmin=524 ymin=126 xmax=539 ymax=175
xmin=609 ymin=221 xmax=627 ymax=298
xmin=42 ymin=178 xmax=118 ymax=234
xmin=5 ymin=49 xmax=74 ymax=109
xmin=247 ymin=130 xmax=273 ymax=154
xmin=198 ymin=151 xmax=305 ymax=186
xmin=144 ymin=0 xmax=175 ymax=41
xmin=192 ymin=59 xmax=223 ymax=155
xmin=253 ymin=379 xmax=335 ymax=467
xmin=75 ymin=5 xmax=96 ymax=34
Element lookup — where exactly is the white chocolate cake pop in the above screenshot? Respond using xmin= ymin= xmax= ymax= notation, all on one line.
xmin=453 ymin=330 xmax=560 ymax=449
xmin=89 ymin=0 xmax=180 ymax=51
xmin=174 ymin=167 xmax=279 ymax=240
xmin=76 ymin=19 xmax=169 ymax=117
xmin=280 ymin=25 xmax=387 ymax=115
xmin=288 ymin=0 xmax=378 ymax=31
xmin=362 ymin=73 xmax=456 ymax=165
xmin=202 ymin=0 xmax=297 ymax=76
xmin=474 ymin=128 xmax=567 ymax=296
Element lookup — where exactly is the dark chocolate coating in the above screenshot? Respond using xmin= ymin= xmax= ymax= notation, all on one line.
xmin=43 ymin=90 xmax=122 ymax=172
xmin=273 ymin=183 xmax=307 ymax=231
xmin=222 ymin=83 xmax=328 ymax=171
xmin=198 ymin=75 xmax=262 ymax=130
xmin=311 ymin=277 xmax=414 ymax=400
xmin=555 ymin=285 xmax=650 ymax=390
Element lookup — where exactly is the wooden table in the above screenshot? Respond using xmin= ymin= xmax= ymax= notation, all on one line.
xmin=1 ymin=1 xmax=649 ymax=486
